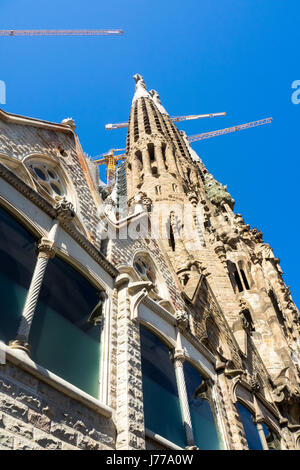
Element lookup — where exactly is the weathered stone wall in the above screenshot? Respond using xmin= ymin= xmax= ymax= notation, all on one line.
xmin=0 ymin=118 xmax=102 ymax=245
xmin=0 ymin=361 xmax=115 ymax=450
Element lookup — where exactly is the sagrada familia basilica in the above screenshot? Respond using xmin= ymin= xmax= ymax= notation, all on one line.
xmin=0 ymin=74 xmax=299 ymax=450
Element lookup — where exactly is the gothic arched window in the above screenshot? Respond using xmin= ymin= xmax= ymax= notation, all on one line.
xmin=134 ymin=255 xmax=157 ymax=285
xmin=237 ymin=402 xmax=264 ymax=450
xmin=236 ymin=402 xmax=280 ymax=450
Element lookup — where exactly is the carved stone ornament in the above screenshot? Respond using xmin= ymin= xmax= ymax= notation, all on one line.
xmin=239 ymin=299 xmax=255 ymax=333
xmin=271 ymin=367 xmax=300 ymax=406
xmin=128 ymin=280 xmax=154 ymax=321
xmin=175 ymin=310 xmax=189 ymax=330
xmin=61 ymin=117 xmax=76 ymax=130
xmin=88 ymin=290 xmax=106 ymax=326
xmin=37 ymin=237 xmax=56 ymax=259
xmin=250 ymin=373 xmax=261 ymax=392
xmin=213 ymin=240 xmax=227 ymax=268
xmin=142 ymin=195 xmax=152 ymax=212
xmin=55 ymin=197 xmax=75 ymax=222
xmin=187 ymin=191 xmax=198 ymax=207
xmin=173 ymin=349 xmax=185 ymax=364
xmin=224 ymin=360 xmax=245 ymax=379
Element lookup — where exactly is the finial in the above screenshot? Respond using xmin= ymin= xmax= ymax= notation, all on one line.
xmin=61 ymin=118 xmax=76 ymax=130
xmin=133 ymin=73 xmax=146 ymax=87
xmin=132 ymin=73 xmax=151 ymax=103
xmin=149 ymin=89 xmax=168 ymax=115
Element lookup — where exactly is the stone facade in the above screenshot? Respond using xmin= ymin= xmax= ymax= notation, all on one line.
xmin=0 ymin=75 xmax=299 ymax=450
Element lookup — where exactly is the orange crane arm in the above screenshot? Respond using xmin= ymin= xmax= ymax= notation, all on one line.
xmin=105 ymin=112 xmax=226 ymax=130
xmin=0 ymin=29 xmax=123 ymax=36
xmin=188 ymin=118 xmax=273 ymax=143
xmin=94 ymin=154 xmax=126 ymax=165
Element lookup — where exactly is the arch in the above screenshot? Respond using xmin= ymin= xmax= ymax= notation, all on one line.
xmin=234 ymin=385 xmax=282 ymax=450
xmin=139 ymin=318 xmax=176 ymax=350
xmin=132 ymin=250 xmax=170 ymax=302
xmin=0 ymin=196 xmax=44 ymax=240
xmin=236 ymin=401 xmax=264 ymax=450
xmin=23 ymin=153 xmax=88 ymax=237
xmin=23 ymin=153 xmax=73 ymax=204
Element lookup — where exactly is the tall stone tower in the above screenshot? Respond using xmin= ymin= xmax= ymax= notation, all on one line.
xmin=126 ymin=74 xmax=208 ymax=279
xmin=124 ymin=74 xmax=300 ymax=433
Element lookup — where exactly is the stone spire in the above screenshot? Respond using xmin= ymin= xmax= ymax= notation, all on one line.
xmin=149 ymin=89 xmax=169 ymax=115
xmin=132 ymin=74 xmax=152 ymax=103
xmin=125 ymin=74 xmax=207 ymax=278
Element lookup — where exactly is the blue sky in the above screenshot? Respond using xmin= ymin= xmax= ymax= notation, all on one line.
xmin=0 ymin=0 xmax=299 ymax=305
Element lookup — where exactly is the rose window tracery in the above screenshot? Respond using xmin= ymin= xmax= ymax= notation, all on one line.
xmin=28 ymin=162 xmax=65 ymax=199
xmin=134 ymin=256 xmax=156 ymax=285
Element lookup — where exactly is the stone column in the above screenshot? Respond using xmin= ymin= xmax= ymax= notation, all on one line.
xmin=131 ymin=155 xmax=141 ymax=188
xmin=10 ymin=237 xmax=56 ymax=354
xmin=166 ymin=145 xmax=184 ymax=178
xmin=256 ymin=421 xmax=269 ymax=450
xmin=141 ymin=147 xmax=152 ymax=177
xmin=155 ymin=144 xmax=166 ymax=173
xmin=173 ymin=349 xmax=195 ymax=447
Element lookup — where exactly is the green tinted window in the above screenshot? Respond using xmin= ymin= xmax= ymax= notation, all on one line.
xmin=183 ymin=361 xmax=221 ymax=449
xmin=140 ymin=326 xmax=186 ymax=448
xmin=29 ymin=256 xmax=101 ymax=398
xmin=0 ymin=207 xmax=36 ymax=343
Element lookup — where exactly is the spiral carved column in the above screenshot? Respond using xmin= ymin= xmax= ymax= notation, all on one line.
xmin=173 ymin=350 xmax=196 ymax=447
xmin=10 ymin=238 xmax=56 ymax=354
xmin=10 ymin=198 xmax=75 ymax=354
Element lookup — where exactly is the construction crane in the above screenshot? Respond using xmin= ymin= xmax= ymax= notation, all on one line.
xmin=0 ymin=29 xmax=123 ymax=36
xmin=187 ymin=117 xmax=273 ymax=143
xmin=105 ymin=112 xmax=226 ymax=130
xmin=96 ymin=117 xmax=272 ymax=185
xmin=93 ymin=149 xmax=126 ymax=186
